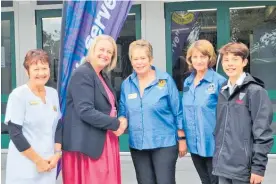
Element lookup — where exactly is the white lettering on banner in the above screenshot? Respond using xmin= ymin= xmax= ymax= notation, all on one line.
xmin=85 ymin=0 xmax=117 ymax=50
xmin=95 ymin=4 xmax=111 ymax=30
xmin=104 ymin=0 xmax=116 ymax=10
xmin=172 ymin=30 xmax=180 ymax=53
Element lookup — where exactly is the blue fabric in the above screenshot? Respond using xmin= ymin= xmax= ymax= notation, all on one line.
xmin=119 ymin=66 xmax=183 ymax=150
xmin=182 ymin=69 xmax=226 ymax=157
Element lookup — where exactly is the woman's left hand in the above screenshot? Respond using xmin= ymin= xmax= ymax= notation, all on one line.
xmin=178 ymin=140 xmax=188 ymax=158
xmin=47 ymin=153 xmax=61 ymax=170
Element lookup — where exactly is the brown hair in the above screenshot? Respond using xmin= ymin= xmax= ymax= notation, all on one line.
xmin=186 ymin=40 xmax=217 ymax=71
xmin=23 ymin=49 xmax=50 ymax=71
xmin=219 ymin=42 xmax=249 ymax=59
xmin=86 ymin=34 xmax=117 ymax=72
xmin=129 ymin=39 xmax=153 ymax=60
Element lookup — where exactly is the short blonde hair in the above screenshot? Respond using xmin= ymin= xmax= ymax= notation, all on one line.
xmin=86 ymin=34 xmax=118 ymax=71
xmin=186 ymin=39 xmax=216 ymax=71
xmin=129 ymin=39 xmax=153 ymax=60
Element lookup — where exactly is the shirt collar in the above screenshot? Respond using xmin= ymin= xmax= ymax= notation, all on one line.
xmin=186 ymin=68 xmax=214 ymax=85
xmin=227 ymin=72 xmax=246 ymax=87
xmin=130 ymin=65 xmax=168 ymax=81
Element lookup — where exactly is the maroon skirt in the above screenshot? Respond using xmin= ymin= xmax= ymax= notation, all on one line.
xmin=62 ymin=131 xmax=121 ymax=184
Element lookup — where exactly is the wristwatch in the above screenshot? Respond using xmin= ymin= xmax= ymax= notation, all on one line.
xmin=178 ymin=136 xmax=186 ymax=141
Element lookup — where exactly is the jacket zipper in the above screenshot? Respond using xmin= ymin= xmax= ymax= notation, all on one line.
xmin=216 ymin=103 xmax=229 ymax=171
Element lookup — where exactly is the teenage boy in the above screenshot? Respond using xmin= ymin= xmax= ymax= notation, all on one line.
xmin=212 ymin=42 xmax=274 ymax=184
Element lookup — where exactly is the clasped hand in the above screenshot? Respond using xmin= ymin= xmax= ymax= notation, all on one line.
xmin=113 ymin=117 xmax=128 ymax=136
xmin=35 ymin=153 xmax=61 ymax=173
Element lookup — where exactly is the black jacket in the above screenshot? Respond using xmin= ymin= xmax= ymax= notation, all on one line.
xmin=62 ymin=62 xmax=120 ymax=159
xmin=212 ymin=73 xmax=274 ymax=181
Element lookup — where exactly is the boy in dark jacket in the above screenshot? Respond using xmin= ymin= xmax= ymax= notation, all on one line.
xmin=212 ymin=42 xmax=274 ymax=184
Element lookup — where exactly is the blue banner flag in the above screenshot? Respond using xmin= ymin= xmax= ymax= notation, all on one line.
xmin=57 ymin=0 xmax=132 ymax=177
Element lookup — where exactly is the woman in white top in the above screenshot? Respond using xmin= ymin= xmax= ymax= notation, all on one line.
xmin=4 ymin=49 xmax=62 ymax=184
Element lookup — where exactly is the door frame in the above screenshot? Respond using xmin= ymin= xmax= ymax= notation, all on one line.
xmin=1 ymin=11 xmax=16 ymax=149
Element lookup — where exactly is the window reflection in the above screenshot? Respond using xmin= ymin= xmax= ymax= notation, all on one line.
xmin=230 ymin=6 xmax=276 ymax=90
xmin=1 ymin=20 xmax=12 ymax=94
xmin=42 ymin=17 xmax=62 ymax=88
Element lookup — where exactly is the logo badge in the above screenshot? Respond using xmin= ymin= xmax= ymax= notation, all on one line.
xmin=206 ymin=83 xmax=216 ymax=94
xmin=53 ymin=105 xmax=57 ymax=112
xmin=239 ymin=92 xmax=246 ymax=100
xmin=158 ymin=79 xmax=166 ymax=88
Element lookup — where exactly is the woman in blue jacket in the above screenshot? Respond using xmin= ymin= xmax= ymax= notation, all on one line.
xmin=119 ymin=39 xmax=187 ymax=184
xmin=182 ymin=40 xmax=226 ymax=184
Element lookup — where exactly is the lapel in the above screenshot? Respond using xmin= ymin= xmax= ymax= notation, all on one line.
xmin=102 ymin=72 xmax=118 ymax=108
xmin=87 ymin=63 xmax=109 ymax=103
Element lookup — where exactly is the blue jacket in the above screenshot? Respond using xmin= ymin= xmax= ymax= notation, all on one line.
xmin=182 ymin=69 xmax=226 ymax=157
xmin=119 ymin=66 xmax=183 ymax=150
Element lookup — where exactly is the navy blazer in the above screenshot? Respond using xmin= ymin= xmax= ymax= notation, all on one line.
xmin=62 ymin=62 xmax=120 ymax=159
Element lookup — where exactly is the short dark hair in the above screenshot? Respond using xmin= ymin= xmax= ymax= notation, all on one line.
xmin=23 ymin=49 xmax=50 ymax=71
xmin=219 ymin=42 xmax=249 ymax=60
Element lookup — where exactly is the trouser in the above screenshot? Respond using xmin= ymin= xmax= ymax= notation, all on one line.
xmin=191 ymin=153 xmax=218 ymax=184
xmin=219 ymin=177 xmax=250 ymax=184
xmin=130 ymin=145 xmax=178 ymax=184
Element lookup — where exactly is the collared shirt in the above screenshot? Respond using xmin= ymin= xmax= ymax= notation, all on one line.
xmin=5 ymin=84 xmax=61 ymax=181
xmin=119 ymin=66 xmax=183 ymax=150
xmin=224 ymin=72 xmax=246 ymax=95
xmin=182 ymin=69 xmax=226 ymax=157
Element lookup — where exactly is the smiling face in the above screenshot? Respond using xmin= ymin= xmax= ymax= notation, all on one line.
xmin=131 ymin=47 xmax=152 ymax=75
xmin=27 ymin=61 xmax=50 ymax=87
xmin=222 ymin=52 xmax=247 ymax=78
xmin=191 ymin=49 xmax=209 ymax=73
xmin=91 ymin=39 xmax=114 ymax=70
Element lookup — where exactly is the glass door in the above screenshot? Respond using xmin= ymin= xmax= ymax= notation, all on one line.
xmin=1 ymin=12 xmax=16 ymax=149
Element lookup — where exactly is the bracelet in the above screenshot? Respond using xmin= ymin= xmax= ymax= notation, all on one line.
xmin=178 ymin=136 xmax=186 ymax=141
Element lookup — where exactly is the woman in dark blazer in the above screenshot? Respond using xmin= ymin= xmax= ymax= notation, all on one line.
xmin=62 ymin=35 xmax=127 ymax=184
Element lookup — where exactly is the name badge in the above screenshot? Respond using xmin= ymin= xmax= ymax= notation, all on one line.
xmin=53 ymin=105 xmax=57 ymax=112
xmin=128 ymin=93 xmax=137 ymax=99
xmin=29 ymin=101 xmax=39 ymax=105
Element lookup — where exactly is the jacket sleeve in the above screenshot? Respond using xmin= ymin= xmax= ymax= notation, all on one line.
xmin=168 ymin=76 xmax=183 ymax=130
xmin=55 ymin=119 xmax=62 ymax=144
xmin=249 ymin=87 xmax=274 ymax=176
xmin=70 ymin=70 xmax=120 ymax=131
xmin=54 ymin=90 xmax=62 ymax=144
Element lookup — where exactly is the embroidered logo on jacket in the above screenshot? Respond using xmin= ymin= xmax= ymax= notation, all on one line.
xmin=158 ymin=79 xmax=166 ymax=88
xmin=236 ymin=92 xmax=246 ymax=104
xmin=239 ymin=92 xmax=246 ymax=100
xmin=206 ymin=83 xmax=216 ymax=94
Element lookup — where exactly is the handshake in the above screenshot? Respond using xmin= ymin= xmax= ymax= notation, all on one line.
xmin=113 ymin=117 xmax=128 ymax=136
